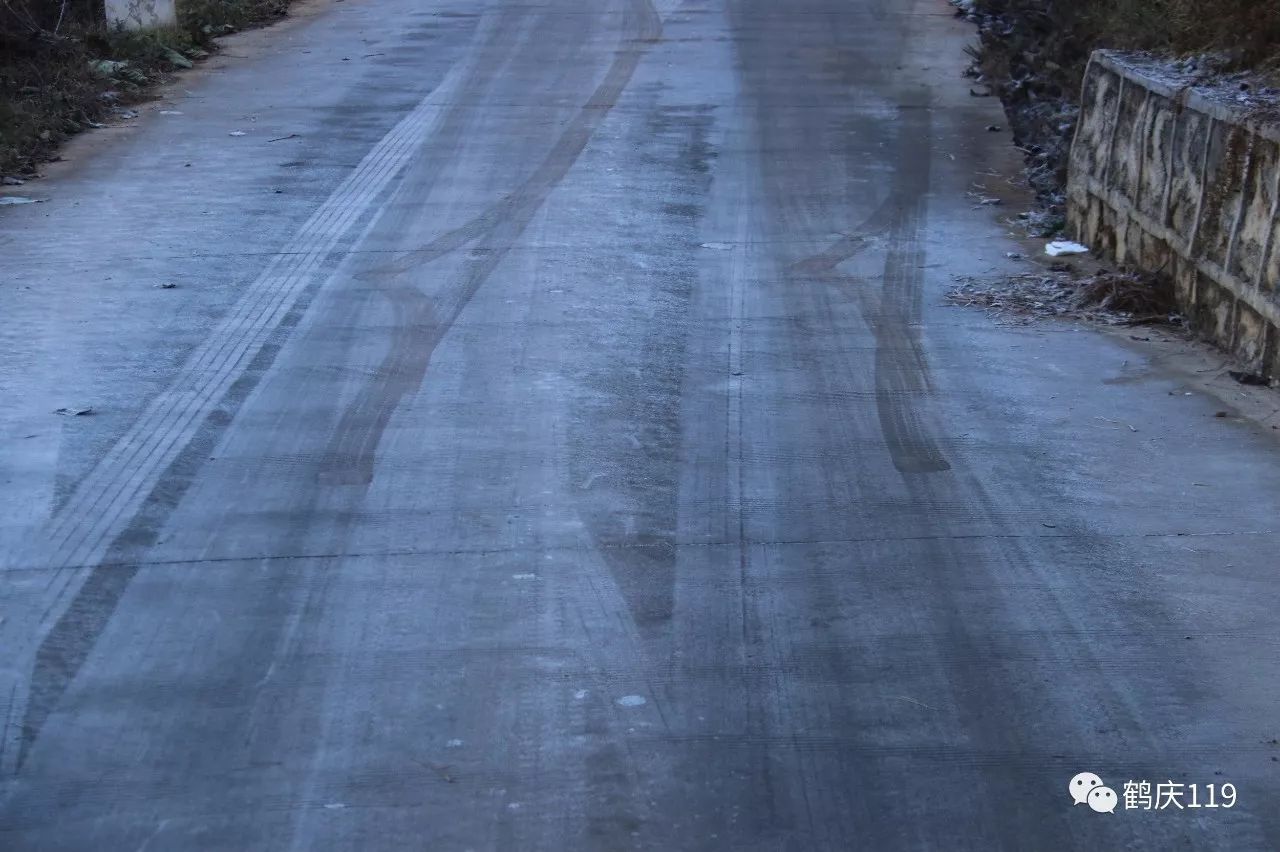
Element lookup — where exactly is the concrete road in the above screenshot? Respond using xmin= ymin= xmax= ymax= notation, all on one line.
xmin=2 ymin=0 xmax=1279 ymax=848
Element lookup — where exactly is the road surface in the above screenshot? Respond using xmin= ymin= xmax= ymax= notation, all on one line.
xmin=2 ymin=0 xmax=1279 ymax=848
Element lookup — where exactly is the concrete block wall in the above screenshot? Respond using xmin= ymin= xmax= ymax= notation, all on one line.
xmin=105 ymin=0 xmax=177 ymax=29
xmin=1068 ymin=51 xmax=1280 ymax=378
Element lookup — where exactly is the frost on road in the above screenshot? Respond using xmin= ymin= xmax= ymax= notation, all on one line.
xmin=1 ymin=0 xmax=1279 ymax=849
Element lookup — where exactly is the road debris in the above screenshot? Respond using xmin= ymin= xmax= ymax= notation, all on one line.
xmin=88 ymin=59 xmax=127 ymax=77
xmin=54 ymin=407 xmax=95 ymax=416
xmin=1045 ymin=239 xmax=1089 ymax=257
xmin=946 ymin=269 xmax=1177 ymax=325
xmin=1228 ymin=370 xmax=1269 ymax=387
xmin=228 ymin=130 xmax=247 ymax=137
xmin=967 ymin=189 xmax=1002 ymax=207
xmin=162 ymin=48 xmax=194 ymax=70
xmin=1015 ymin=209 xmax=1067 ymax=238
xmin=1096 ymin=416 xmax=1139 ymax=433
xmin=1073 ymin=270 xmax=1175 ymax=316
xmin=893 ymin=695 xmax=939 ymax=711
xmin=0 ymin=196 xmax=46 ymax=205
xmin=156 ymin=282 xmax=178 ymax=289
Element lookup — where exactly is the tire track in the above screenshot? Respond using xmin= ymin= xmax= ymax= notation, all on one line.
xmin=2 ymin=0 xmax=665 ymax=776
xmin=873 ymin=94 xmax=951 ymax=474
xmin=787 ymin=96 xmax=949 ymax=475
xmin=0 ymin=14 xmax=490 ymax=774
xmin=318 ymin=0 xmax=662 ymax=485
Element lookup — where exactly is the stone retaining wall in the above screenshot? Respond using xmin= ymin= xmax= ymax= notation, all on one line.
xmin=1068 ymin=51 xmax=1280 ymax=378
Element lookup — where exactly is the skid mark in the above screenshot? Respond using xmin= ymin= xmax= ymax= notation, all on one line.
xmin=1 ymin=11 xmax=518 ymax=771
xmin=4 ymin=91 xmax=459 ymax=765
xmin=787 ymin=97 xmax=949 ymax=476
xmin=872 ymin=97 xmax=949 ymax=474
xmin=320 ymin=0 xmax=662 ymax=485
xmin=6 ymin=0 xmax=665 ymax=773
xmin=565 ymin=102 xmax=715 ymax=634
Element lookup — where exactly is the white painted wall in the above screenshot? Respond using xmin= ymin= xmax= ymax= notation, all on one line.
xmin=105 ymin=0 xmax=177 ymax=29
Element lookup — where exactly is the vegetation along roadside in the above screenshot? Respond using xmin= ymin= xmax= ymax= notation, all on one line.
xmin=1 ymin=0 xmax=293 ymax=178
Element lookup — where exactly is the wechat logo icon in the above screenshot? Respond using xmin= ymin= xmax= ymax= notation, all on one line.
xmin=1070 ymin=772 xmax=1118 ymax=813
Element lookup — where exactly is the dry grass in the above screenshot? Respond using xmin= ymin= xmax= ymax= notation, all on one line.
xmin=1088 ymin=0 xmax=1280 ymax=69
xmin=946 ymin=269 xmax=1178 ymax=325
xmin=1073 ymin=270 xmax=1177 ymax=316
xmin=976 ymin=0 xmax=1280 ymax=69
